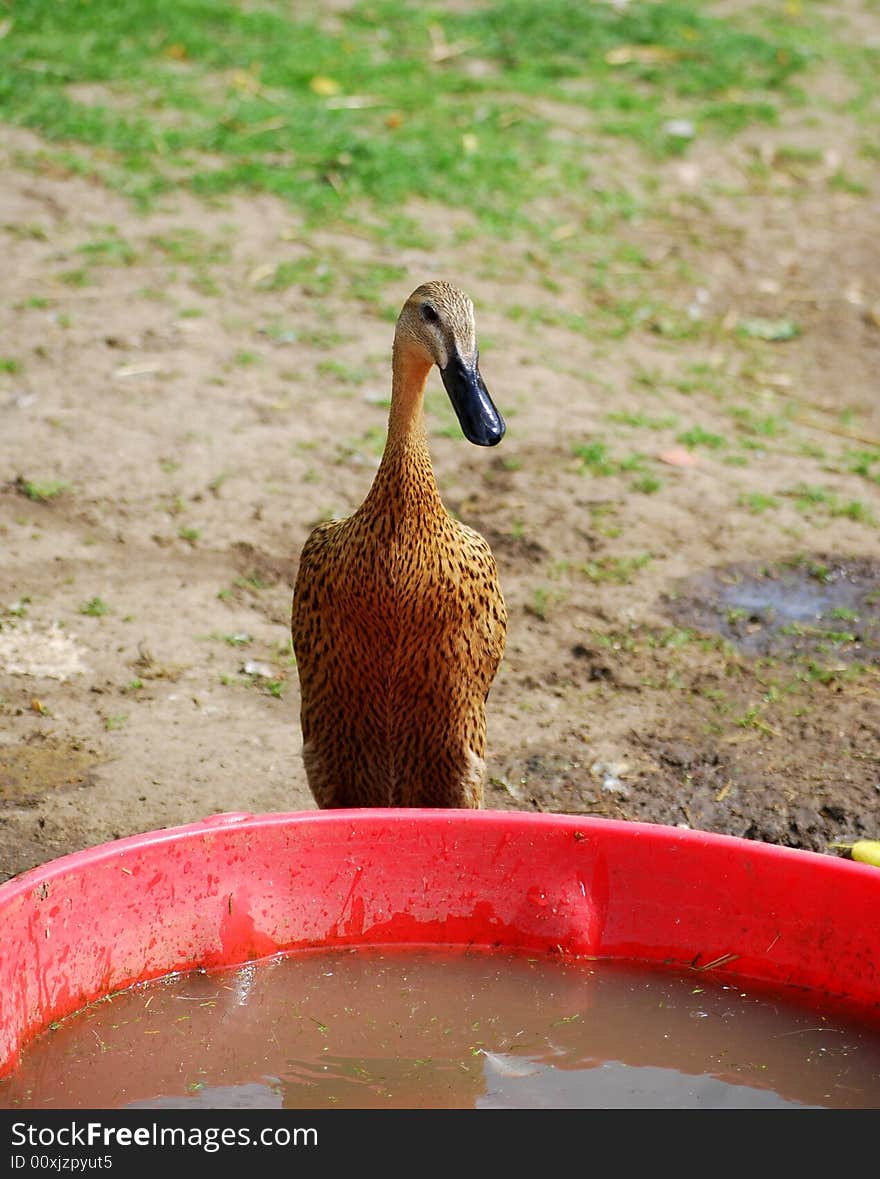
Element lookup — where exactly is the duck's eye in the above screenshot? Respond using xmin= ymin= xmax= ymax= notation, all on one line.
xmin=420 ymin=302 xmax=440 ymax=325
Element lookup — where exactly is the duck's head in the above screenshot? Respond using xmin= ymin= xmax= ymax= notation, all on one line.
xmin=395 ymin=281 xmax=505 ymax=447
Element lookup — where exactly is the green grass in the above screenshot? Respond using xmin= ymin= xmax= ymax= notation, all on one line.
xmin=77 ymin=228 xmax=138 ymax=267
xmin=572 ymin=439 xmax=618 ymax=476
xmin=605 ymin=410 xmax=679 ymax=430
xmin=737 ymin=317 xmax=800 ymax=342
xmin=571 ymin=438 xmax=653 ymax=478
xmin=579 ymin=553 xmax=653 ymax=584
xmin=843 ymin=449 xmax=880 ymax=484
xmin=526 ymin=585 xmax=564 ymax=621
xmin=727 ymin=407 xmax=786 ymax=438
xmin=783 ymin=483 xmax=877 ymax=526
xmin=317 ymin=359 xmax=371 ymax=386
xmin=677 ymin=424 xmax=727 ymax=450
xmin=149 ymin=228 xmax=232 ymax=267
xmin=631 ymin=473 xmax=663 ymax=495
xmin=207 ymin=631 xmax=253 ymax=647
xmin=18 ymin=478 xmax=69 ymax=502
xmin=737 ymin=492 xmax=779 ymax=514
xmin=0 ymin=0 xmax=814 ymax=234
xmin=79 ymin=596 xmax=111 ymax=616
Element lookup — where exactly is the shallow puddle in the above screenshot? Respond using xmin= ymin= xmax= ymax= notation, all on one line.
xmin=3 ymin=948 xmax=880 ymax=1110
xmin=665 ymin=555 xmax=880 ymax=663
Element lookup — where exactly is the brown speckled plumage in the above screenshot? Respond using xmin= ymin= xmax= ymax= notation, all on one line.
xmin=291 ymin=282 xmax=507 ymax=808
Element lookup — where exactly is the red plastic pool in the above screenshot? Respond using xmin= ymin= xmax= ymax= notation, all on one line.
xmin=1 ymin=809 xmax=878 ymax=1078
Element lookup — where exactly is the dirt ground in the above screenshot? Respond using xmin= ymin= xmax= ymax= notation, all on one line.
xmin=1 ymin=67 xmax=879 ymax=883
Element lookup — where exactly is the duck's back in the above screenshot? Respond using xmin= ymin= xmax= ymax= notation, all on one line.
xmin=291 ymin=507 xmax=506 ymax=808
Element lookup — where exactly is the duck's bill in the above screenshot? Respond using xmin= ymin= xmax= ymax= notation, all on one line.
xmin=440 ymin=353 xmax=506 ymax=447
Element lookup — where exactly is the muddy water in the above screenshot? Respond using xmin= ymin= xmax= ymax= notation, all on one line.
xmin=665 ymin=555 xmax=880 ymax=663
xmin=3 ymin=948 xmax=880 ymax=1110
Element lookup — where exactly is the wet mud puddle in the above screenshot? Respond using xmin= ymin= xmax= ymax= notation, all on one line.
xmin=3 ymin=948 xmax=880 ymax=1109
xmin=665 ymin=556 xmax=880 ymax=663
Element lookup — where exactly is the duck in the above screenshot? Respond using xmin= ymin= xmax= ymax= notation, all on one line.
xmin=291 ymin=280 xmax=507 ymax=809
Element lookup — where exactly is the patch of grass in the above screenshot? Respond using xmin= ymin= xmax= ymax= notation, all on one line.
xmin=773 ymin=144 xmax=823 ymax=169
xmin=830 ymin=607 xmax=858 ymax=623
xmin=18 ymin=478 xmax=69 ymax=502
xmin=605 ymin=410 xmax=678 ymax=430
xmin=618 ymin=453 xmax=650 ymax=473
xmin=677 ymin=425 xmax=727 ymax=450
xmin=843 ymin=449 xmax=880 ymax=484
xmin=207 ymin=472 xmax=230 ymax=494
xmin=58 ymin=267 xmax=92 ymax=288
xmin=235 ymin=573 xmax=271 ymax=592
xmin=578 ymin=553 xmax=653 ymax=584
xmin=220 ymin=670 xmax=286 ymax=698
xmin=737 ymin=492 xmax=779 ymax=514
xmin=0 ymin=356 xmax=21 ymax=373
xmin=208 ymin=631 xmax=253 ymax=647
xmin=788 ymin=483 xmax=831 ymax=508
xmin=797 ymin=661 xmax=843 ymax=686
xmin=317 ymin=359 xmax=370 ymax=386
xmin=572 ymin=439 xmax=618 ymax=476
xmin=831 ymin=500 xmax=875 ymax=524
xmin=672 ymin=361 xmax=729 ymax=399
xmin=149 ymin=228 xmax=231 ymax=268
xmin=827 ymin=169 xmax=869 ymax=196
xmin=4 ymin=222 xmax=50 ymax=242
xmin=162 ymin=494 xmax=185 ymax=517
xmin=256 ymin=258 xmax=337 ymax=295
xmin=737 ymin=316 xmax=800 ymax=341
xmin=728 ymin=407 xmax=785 ymax=438
xmin=350 ymin=262 xmax=407 ymax=306
xmin=525 ymin=585 xmax=560 ymax=621
xmin=79 ymin=596 xmax=111 ymax=616
xmin=822 ymin=630 xmax=858 ymax=645
xmin=571 ymin=438 xmax=651 ymax=478
xmin=631 ymin=473 xmax=663 ymax=494
xmin=506 ymin=302 xmax=591 ymax=336
xmin=735 ymin=704 xmax=777 ymax=736
xmin=778 ymin=623 xmax=860 ymax=651
xmin=77 ymin=229 xmax=137 ymax=266
xmin=0 ymin=0 xmax=812 ymax=236
xmin=783 ymin=483 xmax=877 ymax=525
xmin=588 ymin=502 xmax=622 ymax=539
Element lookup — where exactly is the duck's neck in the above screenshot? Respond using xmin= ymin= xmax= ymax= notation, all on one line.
xmin=360 ymin=340 xmax=445 ymax=523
